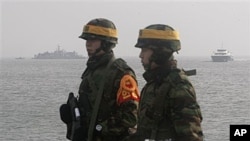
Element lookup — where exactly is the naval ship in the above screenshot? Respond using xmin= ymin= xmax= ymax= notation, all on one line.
xmin=33 ymin=46 xmax=85 ymax=59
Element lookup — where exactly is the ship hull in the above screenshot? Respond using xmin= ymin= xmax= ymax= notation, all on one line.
xmin=33 ymin=56 xmax=85 ymax=59
xmin=33 ymin=46 xmax=86 ymax=59
xmin=211 ymin=56 xmax=233 ymax=62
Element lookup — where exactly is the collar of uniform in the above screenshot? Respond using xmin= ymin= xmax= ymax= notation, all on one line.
xmin=86 ymin=51 xmax=114 ymax=70
xmin=143 ymin=66 xmax=172 ymax=83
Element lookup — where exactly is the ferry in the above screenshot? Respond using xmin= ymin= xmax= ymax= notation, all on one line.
xmin=211 ymin=49 xmax=233 ymax=62
xmin=33 ymin=46 xmax=86 ymax=59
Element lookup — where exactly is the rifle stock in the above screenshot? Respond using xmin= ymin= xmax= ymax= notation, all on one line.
xmin=60 ymin=92 xmax=87 ymax=141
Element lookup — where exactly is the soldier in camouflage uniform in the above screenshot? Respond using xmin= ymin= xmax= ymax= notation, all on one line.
xmin=127 ymin=24 xmax=203 ymax=141
xmin=65 ymin=18 xmax=140 ymax=141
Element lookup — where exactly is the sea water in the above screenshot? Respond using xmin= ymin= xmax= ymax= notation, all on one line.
xmin=1 ymin=56 xmax=249 ymax=141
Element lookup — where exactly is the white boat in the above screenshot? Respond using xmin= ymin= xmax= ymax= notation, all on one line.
xmin=211 ymin=49 xmax=233 ymax=62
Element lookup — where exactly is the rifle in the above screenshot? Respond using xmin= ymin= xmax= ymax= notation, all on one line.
xmin=60 ymin=92 xmax=86 ymax=141
xmin=183 ymin=69 xmax=196 ymax=76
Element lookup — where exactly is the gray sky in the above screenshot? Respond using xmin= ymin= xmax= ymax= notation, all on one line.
xmin=1 ymin=0 xmax=250 ymax=58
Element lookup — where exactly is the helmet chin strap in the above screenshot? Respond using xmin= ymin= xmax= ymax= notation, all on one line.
xmin=144 ymin=57 xmax=154 ymax=71
xmin=145 ymin=51 xmax=174 ymax=71
xmin=92 ymin=47 xmax=103 ymax=57
xmin=90 ymin=41 xmax=111 ymax=58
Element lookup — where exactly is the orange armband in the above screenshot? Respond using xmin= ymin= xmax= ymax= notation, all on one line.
xmin=116 ymin=74 xmax=140 ymax=105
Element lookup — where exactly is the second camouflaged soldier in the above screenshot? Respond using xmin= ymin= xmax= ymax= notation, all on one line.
xmin=128 ymin=24 xmax=203 ymax=141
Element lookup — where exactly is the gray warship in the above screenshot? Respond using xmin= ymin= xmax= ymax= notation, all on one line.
xmin=33 ymin=46 xmax=85 ymax=59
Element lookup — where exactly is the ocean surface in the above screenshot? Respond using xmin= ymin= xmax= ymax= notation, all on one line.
xmin=1 ymin=56 xmax=250 ymax=141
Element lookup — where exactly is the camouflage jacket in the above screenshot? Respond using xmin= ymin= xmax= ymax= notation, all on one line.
xmin=136 ymin=67 xmax=203 ymax=141
xmin=78 ymin=52 xmax=139 ymax=141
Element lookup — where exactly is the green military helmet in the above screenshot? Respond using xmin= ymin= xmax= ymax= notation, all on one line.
xmin=135 ymin=24 xmax=181 ymax=52
xmin=79 ymin=18 xmax=118 ymax=44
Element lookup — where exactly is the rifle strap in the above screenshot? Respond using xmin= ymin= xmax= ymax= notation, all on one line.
xmin=87 ymin=56 xmax=115 ymax=141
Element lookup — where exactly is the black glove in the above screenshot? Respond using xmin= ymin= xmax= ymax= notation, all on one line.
xmin=60 ymin=104 xmax=72 ymax=124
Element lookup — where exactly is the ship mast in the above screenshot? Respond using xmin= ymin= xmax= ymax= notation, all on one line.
xmin=221 ymin=42 xmax=224 ymax=49
xmin=57 ymin=44 xmax=61 ymax=52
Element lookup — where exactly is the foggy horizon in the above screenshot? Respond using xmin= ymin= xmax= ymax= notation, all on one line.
xmin=1 ymin=0 xmax=250 ymax=59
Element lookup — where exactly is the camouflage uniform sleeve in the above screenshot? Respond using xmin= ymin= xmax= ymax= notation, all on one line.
xmin=100 ymin=74 xmax=140 ymax=136
xmin=116 ymin=74 xmax=140 ymax=127
xmin=169 ymin=82 xmax=203 ymax=141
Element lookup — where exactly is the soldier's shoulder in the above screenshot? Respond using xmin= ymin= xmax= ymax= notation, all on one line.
xmin=112 ymin=58 xmax=134 ymax=73
xmin=166 ymin=69 xmax=190 ymax=87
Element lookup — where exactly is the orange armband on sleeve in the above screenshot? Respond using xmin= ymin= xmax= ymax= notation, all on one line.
xmin=116 ymin=74 xmax=140 ymax=105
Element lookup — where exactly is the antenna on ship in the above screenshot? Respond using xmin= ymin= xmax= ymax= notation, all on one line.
xmin=221 ymin=42 xmax=224 ymax=49
xmin=57 ymin=44 xmax=61 ymax=51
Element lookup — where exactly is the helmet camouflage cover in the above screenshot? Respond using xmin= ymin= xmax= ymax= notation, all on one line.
xmin=79 ymin=18 xmax=118 ymax=44
xmin=135 ymin=24 xmax=181 ymax=52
